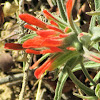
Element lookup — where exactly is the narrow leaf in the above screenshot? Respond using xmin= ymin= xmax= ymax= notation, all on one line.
xmin=56 ymin=0 xmax=67 ymax=22
xmin=18 ymin=33 xmax=37 ymax=44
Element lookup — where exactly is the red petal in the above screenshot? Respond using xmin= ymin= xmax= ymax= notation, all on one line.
xmin=22 ymin=36 xmax=43 ymax=48
xmin=50 ymin=47 xmax=63 ymax=52
xmin=4 ymin=43 xmax=24 ymax=50
xmin=37 ymin=30 xmax=58 ymax=37
xmin=24 ymin=24 xmax=37 ymax=31
xmin=19 ymin=14 xmax=47 ymax=29
xmin=25 ymin=49 xmax=40 ymax=54
xmin=30 ymin=58 xmax=41 ymax=69
xmin=34 ymin=58 xmax=53 ymax=79
xmin=43 ymin=10 xmax=58 ymax=21
xmin=50 ymin=36 xmax=61 ymax=39
xmin=41 ymin=38 xmax=63 ymax=47
xmin=50 ymin=20 xmax=58 ymax=27
xmin=47 ymin=25 xmax=64 ymax=34
xmin=40 ymin=49 xmax=55 ymax=54
xmin=40 ymin=47 xmax=63 ymax=54
xmin=66 ymin=0 xmax=74 ymax=20
xmin=59 ymin=33 xmax=70 ymax=38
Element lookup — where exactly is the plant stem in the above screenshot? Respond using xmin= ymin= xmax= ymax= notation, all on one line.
xmin=86 ymin=11 xmax=100 ymax=16
xmin=66 ymin=67 xmax=95 ymax=96
xmin=36 ymin=79 xmax=42 ymax=100
xmin=73 ymin=93 xmax=98 ymax=100
xmin=80 ymin=61 xmax=96 ymax=86
xmin=19 ymin=54 xmax=32 ymax=100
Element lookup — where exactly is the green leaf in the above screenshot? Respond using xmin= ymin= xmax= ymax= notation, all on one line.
xmin=53 ymin=14 xmax=68 ymax=29
xmin=88 ymin=7 xmax=100 ymax=33
xmin=54 ymin=59 xmax=100 ymax=100
xmin=80 ymin=62 xmax=96 ymax=86
xmin=54 ymin=56 xmax=82 ymax=100
xmin=92 ymin=43 xmax=100 ymax=51
xmin=94 ymin=0 xmax=100 ymax=24
xmin=18 ymin=33 xmax=37 ymax=44
xmin=89 ymin=16 xmax=97 ymax=33
xmin=56 ymin=0 xmax=67 ymax=22
xmin=91 ymin=26 xmax=100 ymax=42
xmin=54 ymin=65 xmax=69 ymax=100
xmin=78 ymin=32 xmax=91 ymax=47
xmin=73 ymin=61 xmax=100 ymax=72
xmin=95 ymin=83 xmax=100 ymax=98
xmin=51 ymin=51 xmax=79 ymax=70
xmin=66 ymin=67 xmax=95 ymax=96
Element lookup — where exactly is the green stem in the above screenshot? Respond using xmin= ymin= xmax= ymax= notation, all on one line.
xmin=36 ymin=79 xmax=42 ymax=100
xmin=69 ymin=17 xmax=82 ymax=35
xmin=66 ymin=67 xmax=95 ymax=96
xmin=69 ymin=17 xmax=77 ymax=33
xmin=19 ymin=54 xmax=32 ymax=100
xmin=80 ymin=62 xmax=96 ymax=86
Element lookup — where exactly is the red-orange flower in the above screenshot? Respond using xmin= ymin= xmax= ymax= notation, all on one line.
xmin=5 ymin=0 xmax=100 ymax=79
xmin=4 ymin=0 xmax=78 ymax=79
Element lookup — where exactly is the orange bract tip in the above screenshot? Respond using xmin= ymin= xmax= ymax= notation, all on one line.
xmin=84 ymin=54 xmax=100 ymax=63
xmin=66 ymin=0 xmax=74 ymax=20
xmin=50 ymin=20 xmax=58 ymax=27
xmin=25 ymin=49 xmax=40 ymax=54
xmin=41 ymin=38 xmax=63 ymax=47
xmin=40 ymin=47 xmax=63 ymax=54
xmin=24 ymin=24 xmax=37 ymax=31
xmin=47 ymin=25 xmax=64 ymax=34
xmin=40 ymin=49 xmax=55 ymax=54
xmin=36 ymin=30 xmax=58 ymax=37
xmin=66 ymin=46 xmax=76 ymax=51
xmin=34 ymin=58 xmax=54 ymax=79
xmin=19 ymin=14 xmax=47 ymax=29
xmin=59 ymin=33 xmax=70 ymax=38
xmin=22 ymin=36 xmax=43 ymax=48
xmin=4 ymin=43 xmax=24 ymax=50
xmin=64 ymin=27 xmax=70 ymax=33
xmin=90 ymin=54 xmax=100 ymax=60
xmin=50 ymin=47 xmax=63 ymax=52
xmin=30 ymin=58 xmax=41 ymax=69
xmin=78 ymin=33 xmax=84 ymax=38
xmin=43 ymin=10 xmax=58 ymax=21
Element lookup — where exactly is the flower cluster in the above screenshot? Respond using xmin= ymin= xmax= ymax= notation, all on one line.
xmin=4 ymin=0 xmax=100 ymax=79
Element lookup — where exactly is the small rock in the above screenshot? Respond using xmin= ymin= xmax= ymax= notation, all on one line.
xmin=0 ymin=53 xmax=14 ymax=72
